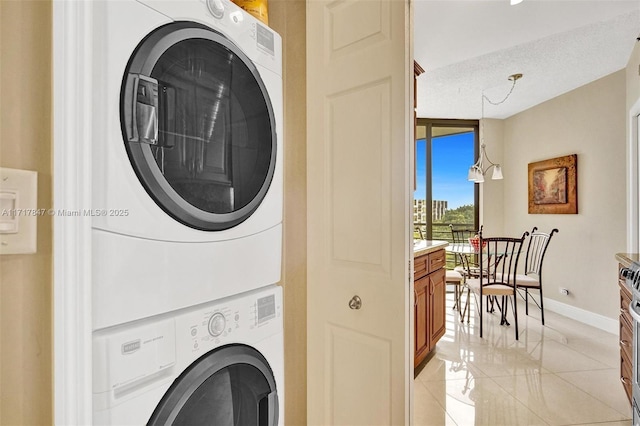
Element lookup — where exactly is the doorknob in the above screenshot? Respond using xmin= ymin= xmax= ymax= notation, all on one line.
xmin=348 ymin=295 xmax=362 ymax=310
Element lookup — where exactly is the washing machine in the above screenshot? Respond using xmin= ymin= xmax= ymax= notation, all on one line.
xmin=90 ymin=0 xmax=283 ymax=329
xmin=93 ymin=285 xmax=284 ymax=425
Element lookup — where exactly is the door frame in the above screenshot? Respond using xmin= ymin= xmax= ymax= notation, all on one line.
xmin=628 ymin=96 xmax=640 ymax=253
xmin=53 ymin=1 xmax=94 ymax=423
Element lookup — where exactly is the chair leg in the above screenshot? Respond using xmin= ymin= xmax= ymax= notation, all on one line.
xmin=539 ymin=286 xmax=545 ymax=326
xmin=498 ymin=296 xmax=510 ymax=326
xmin=453 ymin=285 xmax=459 ymax=310
xmin=479 ymin=291 xmax=483 ymax=338
xmin=525 ymin=288 xmax=529 ymax=315
xmin=466 ymin=287 xmax=471 ymax=323
xmin=487 ymin=296 xmax=496 ymax=313
xmin=513 ymin=294 xmax=519 ymax=340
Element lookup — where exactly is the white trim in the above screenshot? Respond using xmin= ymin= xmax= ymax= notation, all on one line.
xmin=628 ymin=97 xmax=640 ymax=253
xmin=53 ymin=1 xmax=93 ymax=424
xmin=543 ymin=297 xmax=618 ymax=335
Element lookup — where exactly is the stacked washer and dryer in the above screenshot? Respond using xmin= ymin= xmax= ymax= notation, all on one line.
xmin=89 ymin=0 xmax=284 ymax=424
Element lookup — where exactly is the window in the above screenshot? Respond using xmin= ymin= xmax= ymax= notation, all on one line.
xmin=414 ymin=119 xmax=479 ymax=240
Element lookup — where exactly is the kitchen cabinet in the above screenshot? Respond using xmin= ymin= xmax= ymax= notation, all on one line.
xmin=414 ymin=247 xmax=446 ymax=368
xmin=619 ymin=263 xmax=633 ymax=404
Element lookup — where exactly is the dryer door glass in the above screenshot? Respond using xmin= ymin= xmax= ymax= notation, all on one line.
xmin=149 ymin=345 xmax=279 ymax=426
xmin=174 ymin=364 xmax=273 ymax=425
xmin=121 ymin=22 xmax=277 ymax=231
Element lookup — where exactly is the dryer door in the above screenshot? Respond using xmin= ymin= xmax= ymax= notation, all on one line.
xmin=121 ymin=22 xmax=276 ymax=231
xmin=149 ymin=344 xmax=278 ymax=425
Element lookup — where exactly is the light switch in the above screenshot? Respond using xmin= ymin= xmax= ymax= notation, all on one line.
xmin=0 ymin=191 xmax=18 ymax=233
xmin=0 ymin=167 xmax=37 ymax=254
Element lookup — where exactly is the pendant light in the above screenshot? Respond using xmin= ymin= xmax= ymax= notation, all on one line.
xmin=468 ymin=73 xmax=522 ymax=184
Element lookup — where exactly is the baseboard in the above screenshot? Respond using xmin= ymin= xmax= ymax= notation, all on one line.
xmin=543 ymin=297 xmax=618 ymax=335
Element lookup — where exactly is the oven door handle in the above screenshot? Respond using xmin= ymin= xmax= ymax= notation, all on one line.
xmin=629 ymin=301 xmax=640 ymax=323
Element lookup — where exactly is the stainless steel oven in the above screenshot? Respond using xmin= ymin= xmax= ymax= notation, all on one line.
xmin=622 ymin=263 xmax=640 ymax=425
xmin=630 ymin=300 xmax=640 ymax=425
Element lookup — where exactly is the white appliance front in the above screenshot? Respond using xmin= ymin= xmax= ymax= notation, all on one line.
xmin=91 ymin=0 xmax=283 ymax=328
xmin=93 ymin=285 xmax=284 ymax=425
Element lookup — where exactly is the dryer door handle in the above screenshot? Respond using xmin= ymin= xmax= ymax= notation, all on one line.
xmin=258 ymin=390 xmax=279 ymax=426
xmin=124 ymin=73 xmax=159 ymax=145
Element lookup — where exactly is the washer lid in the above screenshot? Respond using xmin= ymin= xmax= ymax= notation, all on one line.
xmin=121 ymin=22 xmax=277 ymax=231
xmin=148 ymin=344 xmax=278 ymax=425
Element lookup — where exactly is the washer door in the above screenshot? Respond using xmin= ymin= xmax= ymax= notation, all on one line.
xmin=121 ymin=22 xmax=276 ymax=231
xmin=149 ymin=344 xmax=278 ymax=425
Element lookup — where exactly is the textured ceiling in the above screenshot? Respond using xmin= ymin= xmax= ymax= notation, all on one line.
xmin=414 ymin=0 xmax=640 ymax=119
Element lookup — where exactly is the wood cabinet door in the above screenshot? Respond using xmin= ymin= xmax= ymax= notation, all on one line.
xmin=429 ymin=267 xmax=446 ymax=348
xmin=414 ymin=276 xmax=429 ymax=367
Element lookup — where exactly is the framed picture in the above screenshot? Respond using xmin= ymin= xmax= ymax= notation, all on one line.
xmin=528 ymin=154 xmax=577 ymax=214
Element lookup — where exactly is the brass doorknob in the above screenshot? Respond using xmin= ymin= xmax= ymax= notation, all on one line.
xmin=348 ymin=295 xmax=362 ymax=310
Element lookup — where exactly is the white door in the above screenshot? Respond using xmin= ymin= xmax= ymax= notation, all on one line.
xmin=306 ymin=0 xmax=413 ymax=424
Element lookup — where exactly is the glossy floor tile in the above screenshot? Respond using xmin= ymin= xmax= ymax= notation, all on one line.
xmin=414 ymin=291 xmax=632 ymax=425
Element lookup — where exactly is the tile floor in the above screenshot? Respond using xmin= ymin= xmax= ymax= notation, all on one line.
xmin=414 ymin=290 xmax=632 ymax=426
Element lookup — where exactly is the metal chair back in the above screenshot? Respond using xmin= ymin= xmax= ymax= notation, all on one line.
xmin=479 ymin=233 xmax=528 ymax=290
xmin=523 ymin=227 xmax=559 ymax=278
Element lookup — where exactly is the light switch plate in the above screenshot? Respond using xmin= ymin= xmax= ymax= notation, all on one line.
xmin=0 ymin=167 xmax=38 ymax=254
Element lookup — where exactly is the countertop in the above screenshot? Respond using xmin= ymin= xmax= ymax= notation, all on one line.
xmin=616 ymin=253 xmax=640 ymax=268
xmin=413 ymin=240 xmax=448 ymax=258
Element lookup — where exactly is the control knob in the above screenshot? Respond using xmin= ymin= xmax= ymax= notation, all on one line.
xmin=621 ymin=267 xmax=635 ymax=281
xmin=208 ymin=312 xmax=226 ymax=337
xmin=206 ymin=0 xmax=225 ymax=19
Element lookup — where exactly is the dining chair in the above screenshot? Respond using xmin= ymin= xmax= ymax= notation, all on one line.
xmin=445 ymin=268 xmax=466 ymax=320
xmin=449 ymin=224 xmax=482 ymax=274
xmin=515 ymin=227 xmax=559 ymax=325
xmin=466 ymin=231 xmax=529 ymax=340
xmin=449 ymin=224 xmax=483 ymax=245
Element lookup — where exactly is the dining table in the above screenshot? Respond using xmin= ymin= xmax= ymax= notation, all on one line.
xmin=445 ymin=242 xmax=504 ymax=324
xmin=445 ymin=243 xmax=476 ymax=322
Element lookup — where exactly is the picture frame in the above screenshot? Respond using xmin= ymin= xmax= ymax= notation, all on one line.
xmin=528 ymin=154 xmax=577 ymax=214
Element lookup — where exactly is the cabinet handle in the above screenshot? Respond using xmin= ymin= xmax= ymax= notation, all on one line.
xmin=621 ymin=339 xmax=631 ymax=347
xmin=414 ymin=289 xmax=417 ymax=307
xmin=621 ymin=376 xmax=631 ymax=385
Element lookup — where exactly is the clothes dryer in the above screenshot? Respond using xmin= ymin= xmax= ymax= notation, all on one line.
xmin=93 ymin=285 xmax=284 ymax=425
xmin=90 ymin=0 xmax=283 ymax=329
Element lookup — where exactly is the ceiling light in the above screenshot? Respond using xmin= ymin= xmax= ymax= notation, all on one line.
xmin=468 ymin=73 xmax=522 ymax=184
xmin=510 ymin=0 xmax=524 ymax=5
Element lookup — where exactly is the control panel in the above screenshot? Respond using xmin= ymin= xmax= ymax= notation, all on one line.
xmin=177 ymin=286 xmax=282 ymax=356
xmin=622 ymin=265 xmax=640 ymax=292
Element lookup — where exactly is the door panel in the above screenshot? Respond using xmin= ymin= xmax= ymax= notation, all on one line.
xmin=307 ymin=0 xmax=412 ymax=423
xmin=330 ymin=82 xmax=389 ymax=269
xmin=414 ymin=276 xmax=429 ymax=367
xmin=429 ymin=268 xmax=446 ymax=347
xmin=327 ymin=325 xmax=392 ymax=425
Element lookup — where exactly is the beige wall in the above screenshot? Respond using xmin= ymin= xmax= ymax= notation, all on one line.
xmin=0 ymin=0 xmax=53 ymax=424
xmin=502 ymin=71 xmax=627 ymax=319
xmin=627 ymin=42 xmax=640 ymax=116
xmin=268 ymin=1 xmax=307 ymax=425
xmin=479 ymin=118 xmax=505 ymax=236
xmin=626 ymin=42 xmax=640 ymax=251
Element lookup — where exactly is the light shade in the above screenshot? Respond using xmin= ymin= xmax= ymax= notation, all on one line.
xmin=492 ymin=165 xmax=503 ymax=180
xmin=467 ymin=167 xmax=477 ymax=182
xmin=510 ymin=0 xmax=524 ymax=5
